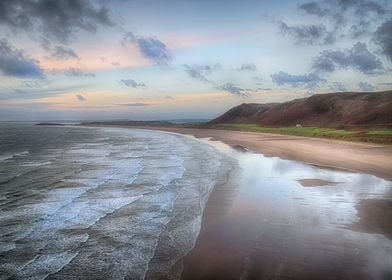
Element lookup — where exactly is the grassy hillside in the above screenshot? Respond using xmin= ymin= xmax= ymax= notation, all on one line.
xmin=211 ymin=124 xmax=392 ymax=144
xmin=209 ymin=91 xmax=392 ymax=128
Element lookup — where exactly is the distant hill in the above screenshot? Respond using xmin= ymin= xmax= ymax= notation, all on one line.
xmin=208 ymin=91 xmax=392 ymax=128
xmin=81 ymin=120 xmax=173 ymax=126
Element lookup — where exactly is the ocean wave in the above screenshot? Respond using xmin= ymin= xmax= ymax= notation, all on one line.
xmin=20 ymin=161 xmax=52 ymax=167
xmin=0 ymin=151 xmax=29 ymax=161
xmin=0 ymin=127 xmax=231 ymax=279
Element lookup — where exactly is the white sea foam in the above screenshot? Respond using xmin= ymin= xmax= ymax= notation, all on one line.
xmin=20 ymin=161 xmax=52 ymax=167
xmin=0 ymin=127 xmax=229 ymax=279
xmin=0 ymin=151 xmax=29 ymax=161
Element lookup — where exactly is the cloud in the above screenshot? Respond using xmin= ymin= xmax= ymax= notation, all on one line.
xmin=0 ymin=0 xmax=113 ymax=43
xmin=299 ymin=0 xmax=388 ymax=22
xmin=311 ymin=42 xmax=383 ymax=74
xmin=217 ymin=83 xmax=248 ymax=97
xmin=65 ymin=68 xmax=95 ymax=77
xmin=293 ymin=0 xmax=391 ymax=49
xmin=358 ymin=81 xmax=376 ymax=92
xmin=182 ymin=64 xmax=221 ymax=83
xmin=137 ymin=37 xmax=171 ymax=63
xmin=349 ymin=19 xmax=373 ymax=38
xmin=12 ymin=88 xmax=28 ymax=95
xmin=0 ymin=84 xmax=85 ymax=100
xmin=122 ymin=32 xmax=171 ymax=64
xmin=120 ymin=78 xmax=146 ymax=88
xmin=278 ymin=21 xmax=335 ymax=45
xmin=22 ymin=79 xmax=48 ymax=88
xmin=0 ymin=39 xmax=44 ymax=78
xmin=236 ymin=63 xmax=257 ymax=71
xmin=166 ymin=95 xmax=174 ymax=99
xmin=253 ymin=76 xmax=263 ymax=85
xmin=298 ymin=0 xmax=389 ymax=38
xmin=378 ymin=82 xmax=392 ymax=86
xmin=76 ymin=94 xmax=86 ymax=101
xmin=40 ymin=38 xmax=79 ymax=60
xmin=122 ymin=32 xmax=136 ymax=45
xmin=51 ymin=46 xmax=79 ymax=60
xmin=271 ymin=71 xmax=325 ymax=89
xmin=299 ymin=2 xmax=329 ymax=17
xmin=329 ymin=81 xmax=347 ymax=92
xmin=116 ymin=103 xmax=151 ymax=107
xmin=374 ymin=20 xmax=392 ymax=61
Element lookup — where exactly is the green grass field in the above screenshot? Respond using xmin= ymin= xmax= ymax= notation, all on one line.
xmin=210 ymin=124 xmax=392 ymax=144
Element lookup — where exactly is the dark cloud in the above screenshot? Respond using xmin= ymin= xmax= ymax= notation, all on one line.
xmin=40 ymin=37 xmax=79 ymax=60
xmin=182 ymin=64 xmax=221 ymax=83
xmin=76 ymin=94 xmax=86 ymax=101
xmin=0 ymin=39 xmax=44 ymax=78
xmin=342 ymin=0 xmax=386 ymax=16
xmin=312 ymin=42 xmax=383 ymax=74
xmin=299 ymin=2 xmax=329 ymax=17
xmin=0 ymin=0 xmax=113 ymax=43
xmin=374 ymin=20 xmax=392 ymax=61
xmin=271 ymin=71 xmax=325 ymax=89
xmin=137 ymin=37 xmax=171 ymax=63
xmin=166 ymin=95 xmax=174 ymax=99
xmin=278 ymin=21 xmax=335 ymax=45
xmin=358 ymin=81 xmax=376 ymax=91
xmin=236 ymin=63 xmax=258 ymax=71
xmin=116 ymin=103 xmax=151 ymax=107
xmin=217 ymin=83 xmax=248 ymax=97
xmin=300 ymin=0 xmax=388 ymax=21
xmin=298 ymin=0 xmax=389 ymax=38
xmin=120 ymin=78 xmax=146 ymax=88
xmin=65 ymin=68 xmax=95 ymax=77
xmin=329 ymin=81 xmax=347 ymax=91
xmin=51 ymin=45 xmax=79 ymax=60
xmin=122 ymin=32 xmax=171 ymax=64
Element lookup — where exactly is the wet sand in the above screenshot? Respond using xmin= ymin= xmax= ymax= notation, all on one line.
xmin=176 ymin=145 xmax=392 ymax=280
xmin=351 ymin=199 xmax=392 ymax=239
xmin=142 ymin=127 xmax=392 ymax=181
xmin=297 ymin=178 xmax=339 ymax=187
xmin=134 ymin=127 xmax=392 ymax=280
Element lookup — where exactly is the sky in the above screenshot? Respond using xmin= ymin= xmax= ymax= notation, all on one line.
xmin=0 ymin=0 xmax=391 ymax=121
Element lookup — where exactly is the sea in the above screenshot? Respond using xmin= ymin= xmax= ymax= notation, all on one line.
xmin=0 ymin=123 xmax=391 ymax=279
xmin=0 ymin=123 xmax=236 ymax=279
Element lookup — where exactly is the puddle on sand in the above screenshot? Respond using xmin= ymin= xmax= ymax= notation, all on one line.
xmin=296 ymin=178 xmax=339 ymax=187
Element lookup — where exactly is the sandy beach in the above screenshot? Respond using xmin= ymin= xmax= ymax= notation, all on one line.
xmin=135 ymin=126 xmax=392 ymax=279
xmin=78 ymin=125 xmax=392 ymax=279
xmin=142 ymin=127 xmax=392 ymax=181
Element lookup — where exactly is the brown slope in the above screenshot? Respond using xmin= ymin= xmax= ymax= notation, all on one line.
xmin=209 ymin=91 xmax=392 ymax=128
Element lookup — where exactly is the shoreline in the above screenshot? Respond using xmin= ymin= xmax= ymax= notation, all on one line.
xmin=171 ymin=127 xmax=392 ymax=279
xmin=86 ymin=125 xmax=392 ymax=181
xmin=152 ymin=127 xmax=392 ymax=181
xmin=20 ymin=124 xmax=390 ymax=279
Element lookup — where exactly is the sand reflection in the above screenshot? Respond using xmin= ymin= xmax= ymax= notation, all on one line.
xmin=181 ymin=144 xmax=392 ymax=280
